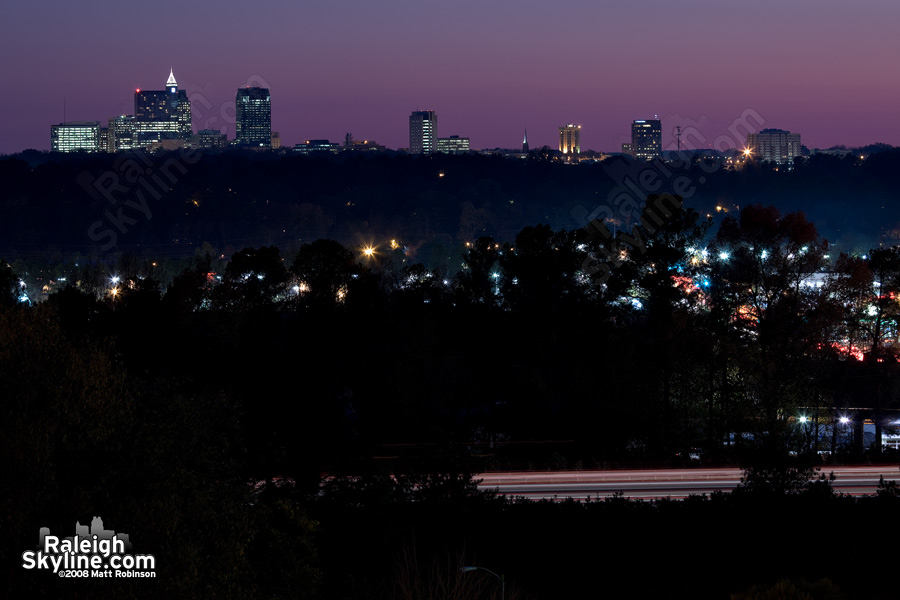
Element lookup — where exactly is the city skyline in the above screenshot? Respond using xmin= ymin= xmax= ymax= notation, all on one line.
xmin=3 ymin=0 xmax=900 ymax=154
xmin=42 ymin=71 xmax=883 ymax=157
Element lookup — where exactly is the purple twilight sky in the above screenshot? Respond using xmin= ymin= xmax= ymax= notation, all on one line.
xmin=2 ymin=0 xmax=899 ymax=154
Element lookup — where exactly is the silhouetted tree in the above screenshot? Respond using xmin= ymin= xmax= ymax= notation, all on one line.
xmin=709 ymin=205 xmax=833 ymax=443
xmin=456 ymin=236 xmax=501 ymax=306
xmin=212 ymin=246 xmax=289 ymax=311
xmin=163 ymin=265 xmax=213 ymax=315
xmin=499 ymin=225 xmax=593 ymax=312
xmin=291 ymin=239 xmax=356 ymax=308
xmin=0 ymin=259 xmax=16 ymax=306
xmin=618 ymin=203 xmax=711 ymax=454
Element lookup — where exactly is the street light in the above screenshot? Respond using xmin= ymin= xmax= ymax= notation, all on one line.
xmin=461 ymin=566 xmax=504 ymax=600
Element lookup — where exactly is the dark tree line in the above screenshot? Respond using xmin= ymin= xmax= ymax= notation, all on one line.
xmin=2 ymin=148 xmax=900 ymax=266
xmin=7 ymin=201 xmax=900 ymax=599
xmin=7 ymin=203 xmax=900 ymax=475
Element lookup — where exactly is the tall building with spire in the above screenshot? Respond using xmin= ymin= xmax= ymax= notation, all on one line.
xmin=409 ymin=110 xmax=437 ymax=154
xmin=235 ymin=86 xmax=272 ymax=148
xmin=523 ymin=128 xmax=529 ymax=153
xmin=133 ymin=68 xmax=191 ymax=148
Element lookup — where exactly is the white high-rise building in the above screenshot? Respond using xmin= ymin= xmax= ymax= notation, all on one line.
xmin=409 ymin=110 xmax=437 ymax=154
xmin=747 ymin=128 xmax=801 ymax=165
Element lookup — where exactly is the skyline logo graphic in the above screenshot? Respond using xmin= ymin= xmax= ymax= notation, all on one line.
xmin=22 ymin=516 xmax=156 ymax=578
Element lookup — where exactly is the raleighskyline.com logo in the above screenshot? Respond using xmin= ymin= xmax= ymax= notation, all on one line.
xmin=22 ymin=517 xmax=156 ymax=578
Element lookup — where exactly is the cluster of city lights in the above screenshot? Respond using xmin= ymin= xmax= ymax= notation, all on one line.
xmin=797 ymin=415 xmax=857 ymax=426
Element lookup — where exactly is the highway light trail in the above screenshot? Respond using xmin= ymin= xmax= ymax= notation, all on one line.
xmin=476 ymin=466 xmax=900 ymax=500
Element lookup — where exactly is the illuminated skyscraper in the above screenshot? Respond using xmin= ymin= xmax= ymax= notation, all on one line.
xmin=631 ymin=119 xmax=661 ymax=160
xmin=133 ymin=68 xmax=192 ymax=147
xmin=558 ymin=124 xmax=581 ymax=154
xmin=236 ymin=86 xmax=272 ymax=148
xmin=50 ymin=121 xmax=100 ymax=152
xmin=747 ymin=128 xmax=801 ymax=165
xmin=409 ymin=110 xmax=437 ymax=154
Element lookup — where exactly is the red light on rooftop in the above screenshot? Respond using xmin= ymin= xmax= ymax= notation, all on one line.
xmin=136 ymin=88 xmax=140 ymax=93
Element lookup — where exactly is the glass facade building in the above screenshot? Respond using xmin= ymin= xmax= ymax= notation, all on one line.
xmin=631 ymin=119 xmax=662 ymax=160
xmin=235 ymin=87 xmax=272 ymax=148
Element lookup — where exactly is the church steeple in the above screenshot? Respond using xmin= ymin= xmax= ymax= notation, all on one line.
xmin=166 ymin=68 xmax=177 ymax=92
xmin=522 ymin=127 xmax=529 ymax=153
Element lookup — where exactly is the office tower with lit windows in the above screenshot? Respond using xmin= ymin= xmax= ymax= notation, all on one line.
xmin=191 ymin=129 xmax=228 ymax=149
xmin=109 ymin=115 xmax=135 ymax=152
xmin=409 ymin=110 xmax=437 ymax=154
xmin=50 ymin=121 xmax=101 ymax=152
xmin=631 ymin=119 xmax=661 ymax=160
xmin=558 ymin=124 xmax=581 ymax=154
xmin=436 ymin=135 xmax=470 ymax=154
xmin=133 ymin=68 xmax=191 ymax=147
xmin=236 ymin=86 xmax=272 ymax=148
xmin=747 ymin=128 xmax=801 ymax=165
xmin=97 ymin=127 xmax=109 ymax=152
